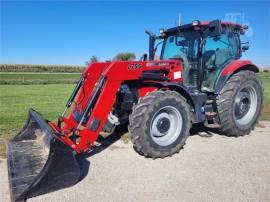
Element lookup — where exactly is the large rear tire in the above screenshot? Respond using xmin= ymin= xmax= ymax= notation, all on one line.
xmin=217 ymin=71 xmax=263 ymax=136
xmin=128 ymin=90 xmax=191 ymax=159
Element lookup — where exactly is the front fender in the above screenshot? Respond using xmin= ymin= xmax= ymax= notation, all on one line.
xmin=155 ymin=82 xmax=194 ymax=107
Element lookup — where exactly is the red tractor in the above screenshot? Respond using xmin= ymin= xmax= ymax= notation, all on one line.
xmin=8 ymin=20 xmax=263 ymax=201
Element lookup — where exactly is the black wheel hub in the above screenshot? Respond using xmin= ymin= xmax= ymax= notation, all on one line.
xmin=235 ymin=91 xmax=251 ymax=119
xmin=157 ymin=117 xmax=170 ymax=133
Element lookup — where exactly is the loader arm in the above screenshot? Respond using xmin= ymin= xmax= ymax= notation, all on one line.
xmin=59 ymin=60 xmax=183 ymax=153
xmin=7 ymin=60 xmax=182 ymax=201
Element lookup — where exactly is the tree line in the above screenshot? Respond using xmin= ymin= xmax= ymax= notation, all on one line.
xmin=87 ymin=52 xmax=136 ymax=65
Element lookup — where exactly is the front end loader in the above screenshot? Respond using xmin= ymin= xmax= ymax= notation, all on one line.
xmin=8 ymin=110 xmax=80 ymax=201
xmin=7 ymin=20 xmax=263 ymax=201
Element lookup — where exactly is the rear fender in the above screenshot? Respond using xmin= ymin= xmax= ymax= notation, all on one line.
xmin=215 ymin=60 xmax=259 ymax=94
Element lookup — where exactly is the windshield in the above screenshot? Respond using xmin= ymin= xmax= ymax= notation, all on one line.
xmin=161 ymin=31 xmax=200 ymax=62
xmin=160 ymin=31 xmax=200 ymax=87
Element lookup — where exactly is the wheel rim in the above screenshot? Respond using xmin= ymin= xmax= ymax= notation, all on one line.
xmin=150 ymin=106 xmax=182 ymax=146
xmin=234 ymin=85 xmax=257 ymax=126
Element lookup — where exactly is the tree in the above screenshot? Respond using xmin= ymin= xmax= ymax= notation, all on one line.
xmin=114 ymin=52 xmax=136 ymax=61
xmin=86 ymin=56 xmax=98 ymax=65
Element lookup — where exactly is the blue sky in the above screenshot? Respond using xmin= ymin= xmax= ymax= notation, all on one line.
xmin=1 ymin=0 xmax=270 ymax=67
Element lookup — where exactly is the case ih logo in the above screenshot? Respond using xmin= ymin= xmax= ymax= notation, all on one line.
xmin=128 ymin=63 xmax=142 ymax=70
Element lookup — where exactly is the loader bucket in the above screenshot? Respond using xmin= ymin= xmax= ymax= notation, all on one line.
xmin=7 ymin=109 xmax=81 ymax=202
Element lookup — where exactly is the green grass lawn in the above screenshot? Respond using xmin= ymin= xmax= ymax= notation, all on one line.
xmin=0 ymin=84 xmax=75 ymax=157
xmin=0 ymin=72 xmax=80 ymax=84
xmin=259 ymin=72 xmax=270 ymax=120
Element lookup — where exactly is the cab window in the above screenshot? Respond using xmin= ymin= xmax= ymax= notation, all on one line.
xmin=202 ymin=32 xmax=240 ymax=91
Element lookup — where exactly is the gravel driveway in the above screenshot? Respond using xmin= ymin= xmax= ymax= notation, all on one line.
xmin=1 ymin=122 xmax=269 ymax=202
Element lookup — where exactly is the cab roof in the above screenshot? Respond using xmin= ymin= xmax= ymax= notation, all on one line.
xmin=165 ymin=20 xmax=244 ymax=34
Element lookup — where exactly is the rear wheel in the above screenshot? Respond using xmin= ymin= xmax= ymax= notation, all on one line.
xmin=217 ymin=71 xmax=263 ymax=136
xmin=128 ymin=90 xmax=191 ymax=158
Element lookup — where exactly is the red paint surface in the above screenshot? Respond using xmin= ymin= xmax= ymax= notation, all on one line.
xmin=50 ymin=60 xmax=183 ymax=153
xmin=221 ymin=60 xmax=257 ymax=76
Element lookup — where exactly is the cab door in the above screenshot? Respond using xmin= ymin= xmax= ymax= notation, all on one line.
xmin=201 ymin=32 xmax=240 ymax=91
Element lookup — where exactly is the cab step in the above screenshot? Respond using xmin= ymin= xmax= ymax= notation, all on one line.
xmin=204 ymin=123 xmax=221 ymax=128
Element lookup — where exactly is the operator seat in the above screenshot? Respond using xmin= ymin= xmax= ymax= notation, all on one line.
xmin=202 ymin=48 xmax=232 ymax=91
xmin=203 ymin=50 xmax=216 ymax=69
xmin=215 ymin=48 xmax=232 ymax=66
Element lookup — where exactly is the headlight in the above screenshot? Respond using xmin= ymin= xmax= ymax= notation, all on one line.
xmin=159 ymin=28 xmax=167 ymax=37
xmin=192 ymin=20 xmax=200 ymax=26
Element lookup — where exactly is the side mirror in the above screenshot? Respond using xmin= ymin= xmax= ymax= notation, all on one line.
xmin=243 ymin=25 xmax=249 ymax=30
xmin=241 ymin=42 xmax=249 ymax=52
xmin=208 ymin=20 xmax=222 ymax=37
xmin=242 ymin=45 xmax=249 ymax=52
xmin=139 ymin=53 xmax=148 ymax=61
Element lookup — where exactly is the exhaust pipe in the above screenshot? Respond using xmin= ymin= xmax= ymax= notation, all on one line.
xmin=7 ymin=109 xmax=81 ymax=201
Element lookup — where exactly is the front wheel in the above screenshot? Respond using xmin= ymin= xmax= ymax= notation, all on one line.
xmin=217 ymin=71 xmax=263 ymax=136
xmin=128 ymin=90 xmax=191 ymax=159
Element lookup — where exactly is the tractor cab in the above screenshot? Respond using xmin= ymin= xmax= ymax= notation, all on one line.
xmin=148 ymin=20 xmax=246 ymax=92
